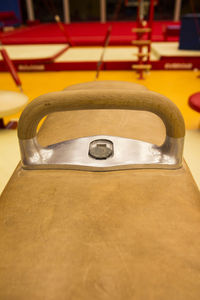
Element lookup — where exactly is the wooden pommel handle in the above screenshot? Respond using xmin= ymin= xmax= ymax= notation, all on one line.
xmin=18 ymin=89 xmax=185 ymax=140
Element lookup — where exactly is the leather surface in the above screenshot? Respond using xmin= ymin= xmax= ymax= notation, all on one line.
xmin=0 ymin=84 xmax=200 ymax=299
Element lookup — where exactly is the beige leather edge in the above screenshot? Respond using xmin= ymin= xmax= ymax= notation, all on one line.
xmin=18 ymin=89 xmax=185 ymax=140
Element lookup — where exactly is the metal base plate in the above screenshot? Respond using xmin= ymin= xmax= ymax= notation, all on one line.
xmin=19 ymin=135 xmax=183 ymax=171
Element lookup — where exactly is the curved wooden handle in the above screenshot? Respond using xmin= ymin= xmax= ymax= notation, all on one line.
xmin=18 ymin=89 xmax=185 ymax=140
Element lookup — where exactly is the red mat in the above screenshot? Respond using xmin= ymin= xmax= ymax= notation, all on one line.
xmin=1 ymin=21 xmax=180 ymax=46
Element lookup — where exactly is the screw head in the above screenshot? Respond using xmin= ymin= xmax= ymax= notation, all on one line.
xmin=89 ymin=139 xmax=113 ymax=160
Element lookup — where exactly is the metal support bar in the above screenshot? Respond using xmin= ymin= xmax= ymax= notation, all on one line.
xmin=174 ymin=0 xmax=182 ymax=21
xmin=100 ymin=0 xmax=106 ymax=23
xmin=26 ymin=0 xmax=35 ymax=21
xmin=148 ymin=0 xmax=155 ymax=28
xmin=63 ymin=0 xmax=70 ymax=24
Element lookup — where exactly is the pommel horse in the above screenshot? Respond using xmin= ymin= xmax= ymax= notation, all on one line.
xmin=0 ymin=80 xmax=199 ymax=299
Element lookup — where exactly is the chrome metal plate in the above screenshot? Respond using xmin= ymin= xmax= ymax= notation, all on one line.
xmin=19 ymin=135 xmax=184 ymax=171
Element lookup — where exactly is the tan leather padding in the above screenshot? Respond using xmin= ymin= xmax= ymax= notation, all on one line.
xmin=0 ymin=81 xmax=199 ymax=299
xmin=38 ymin=110 xmax=166 ymax=146
xmin=0 ymin=108 xmax=200 ymax=300
xmin=18 ymin=89 xmax=185 ymax=140
xmin=63 ymin=80 xmax=148 ymax=91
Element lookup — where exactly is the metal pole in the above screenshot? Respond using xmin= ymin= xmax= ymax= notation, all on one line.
xmin=174 ymin=0 xmax=182 ymax=21
xmin=63 ymin=0 xmax=70 ymax=24
xmin=26 ymin=0 xmax=35 ymax=21
xmin=148 ymin=0 xmax=154 ymax=28
xmin=100 ymin=0 xmax=106 ymax=23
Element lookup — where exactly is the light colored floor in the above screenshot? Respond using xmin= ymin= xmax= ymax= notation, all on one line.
xmin=152 ymin=42 xmax=200 ymax=58
xmin=104 ymin=46 xmax=157 ymax=61
xmin=0 ymin=44 xmax=68 ymax=60
xmin=56 ymin=43 xmax=200 ymax=63
xmin=1 ymin=43 xmax=200 ymax=63
xmin=56 ymin=46 xmax=157 ymax=62
xmin=56 ymin=47 xmax=103 ymax=62
xmin=0 ymin=70 xmax=199 ymax=194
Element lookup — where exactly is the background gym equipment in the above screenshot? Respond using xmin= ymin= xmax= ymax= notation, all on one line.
xmin=0 ymin=90 xmax=28 ymax=129
xmin=95 ymin=25 xmax=112 ymax=79
xmin=0 ymin=0 xmax=21 ymax=28
xmin=0 ymin=1 xmax=199 ymax=191
xmin=131 ymin=0 xmax=155 ymax=79
xmin=189 ymin=92 xmax=200 ymax=113
xmin=0 ymin=42 xmax=199 ymax=72
xmin=179 ymin=14 xmax=200 ymax=50
xmin=0 ymin=48 xmax=22 ymax=91
xmin=0 ymin=38 xmax=28 ymax=129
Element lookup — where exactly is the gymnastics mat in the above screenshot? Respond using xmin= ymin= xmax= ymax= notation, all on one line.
xmin=0 ymin=44 xmax=199 ymax=72
xmin=1 ymin=21 xmax=180 ymax=45
xmin=0 ymin=81 xmax=200 ymax=299
xmin=0 ymin=44 xmax=69 ymax=65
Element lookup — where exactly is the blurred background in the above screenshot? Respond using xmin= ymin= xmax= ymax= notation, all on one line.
xmin=1 ymin=0 xmax=200 ymax=25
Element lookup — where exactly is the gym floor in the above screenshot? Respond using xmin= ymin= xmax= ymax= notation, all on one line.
xmin=0 ymin=69 xmax=200 ymax=193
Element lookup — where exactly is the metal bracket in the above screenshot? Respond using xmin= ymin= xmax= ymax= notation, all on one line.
xmin=19 ymin=135 xmax=184 ymax=171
